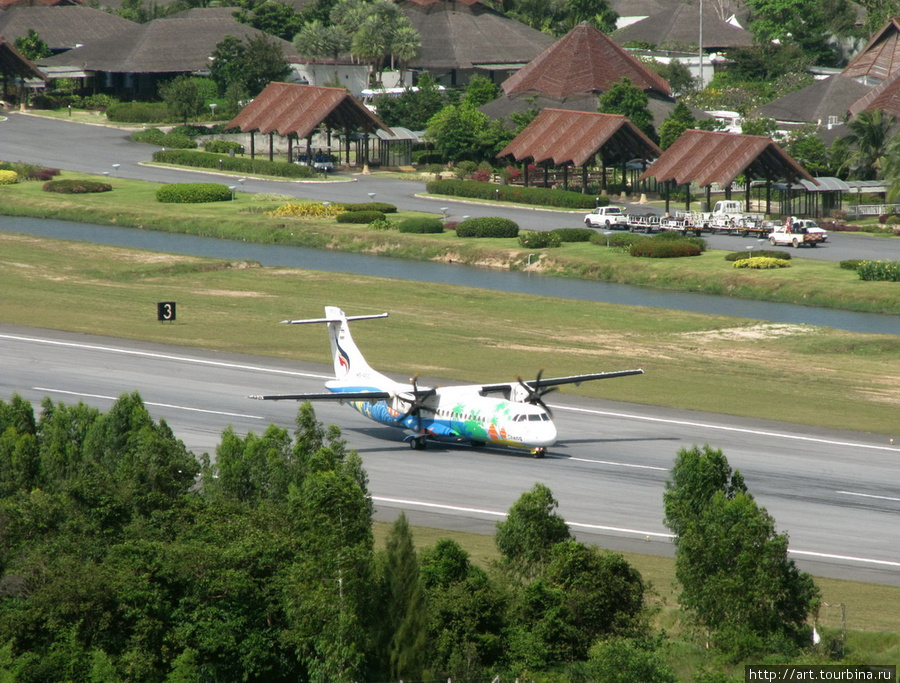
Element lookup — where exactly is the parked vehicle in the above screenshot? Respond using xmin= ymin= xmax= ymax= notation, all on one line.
xmin=788 ymin=217 xmax=828 ymax=242
xmin=584 ymin=206 xmax=629 ymax=228
xmin=768 ymin=218 xmax=826 ymax=248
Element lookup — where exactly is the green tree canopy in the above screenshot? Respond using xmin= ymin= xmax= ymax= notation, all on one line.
xmin=14 ymin=29 xmax=51 ymax=61
xmin=495 ymin=482 xmax=572 ymax=577
xmin=158 ymin=75 xmax=205 ymax=124
xmin=210 ymin=33 xmax=291 ymax=97
xmin=658 ymin=100 xmax=696 ymax=150
xmin=424 ymin=103 xmax=513 ymax=162
xmin=598 ymin=77 xmax=657 ymax=142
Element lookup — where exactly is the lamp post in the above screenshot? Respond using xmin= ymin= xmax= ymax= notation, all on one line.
xmin=238 ymin=178 xmax=246 ymax=189
xmin=209 ymin=103 xmax=217 ymax=119
xmin=111 ymin=164 xmax=120 ymax=176
xmin=228 ymin=185 xmax=236 ymax=200
xmin=440 ymin=207 xmax=448 ymax=221
xmin=368 ymin=192 xmax=376 ymax=201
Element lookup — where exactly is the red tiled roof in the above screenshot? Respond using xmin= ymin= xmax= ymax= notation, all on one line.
xmin=843 ymin=16 xmax=900 ymax=82
xmin=639 ymin=129 xmax=813 ymax=188
xmin=498 ymin=108 xmax=661 ymax=167
xmin=226 ymin=83 xmax=390 ymax=138
xmin=501 ymin=22 xmax=670 ymax=99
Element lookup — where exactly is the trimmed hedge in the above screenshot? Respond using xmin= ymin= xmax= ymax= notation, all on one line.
xmin=733 ymin=257 xmax=791 ymax=269
xmin=589 ymin=232 xmax=645 ymax=248
xmin=156 ymin=183 xmax=233 ymax=203
xmin=456 ymin=217 xmax=519 ymax=238
xmin=0 ymin=170 xmax=18 ymax=185
xmin=725 ymin=250 xmax=790 ymax=262
xmin=549 ymin=227 xmax=594 ymax=243
xmin=204 ymin=140 xmax=245 ymax=154
xmin=426 ymin=179 xmax=606 ymax=209
xmin=131 ymin=128 xmax=197 ymax=149
xmin=336 ymin=210 xmax=386 ymax=224
xmin=398 ymin=218 xmax=444 ymax=233
xmin=519 ymin=231 xmax=562 ymax=248
xmin=630 ymin=240 xmax=703 ymax=258
xmin=43 ymin=179 xmax=112 ymax=194
xmin=337 ymin=202 xmax=397 ymax=214
xmin=152 ymin=150 xmax=316 ymax=179
xmin=650 ymin=231 xmax=707 ymax=252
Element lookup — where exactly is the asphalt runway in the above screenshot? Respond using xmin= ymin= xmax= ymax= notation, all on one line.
xmin=2 ymin=323 xmax=898 ymax=586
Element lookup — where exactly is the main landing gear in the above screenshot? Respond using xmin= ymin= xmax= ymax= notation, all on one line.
xmin=531 ymin=447 xmax=546 ymax=459
xmin=409 ymin=435 xmax=427 ymax=450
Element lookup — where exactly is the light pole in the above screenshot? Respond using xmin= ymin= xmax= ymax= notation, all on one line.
xmin=209 ymin=103 xmax=217 ymax=119
xmin=111 ymin=164 xmax=120 ymax=176
xmin=228 ymin=185 xmax=236 ymax=200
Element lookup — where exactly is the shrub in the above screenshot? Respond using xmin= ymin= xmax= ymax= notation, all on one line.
xmin=0 ymin=161 xmax=58 ymax=181
xmin=152 ymin=150 xmax=315 ymax=179
xmin=456 ymin=217 xmax=519 ymax=238
xmin=453 ymin=161 xmax=477 ymax=179
xmin=725 ymin=250 xmax=790 ymax=262
xmin=25 ymin=167 xmax=60 ymax=181
xmin=369 ymin=218 xmax=399 ymax=231
xmin=106 ymin=101 xmax=170 ymax=123
xmin=204 ymin=140 xmax=245 ymax=154
xmin=518 ymin=231 xmax=562 ymax=248
xmin=171 ymin=124 xmax=217 ymax=137
xmin=336 ymin=210 xmax=386 ymax=224
xmin=398 ymin=217 xmax=444 ymax=233
xmin=426 ymin=179 xmax=605 ymax=209
xmin=650 ymin=230 xmax=707 ymax=252
xmin=887 ymin=215 xmax=900 ymax=225
xmin=72 ymin=93 xmax=119 ymax=111
xmin=733 ymin=257 xmax=791 ymax=269
xmin=43 ymin=179 xmax=112 ymax=194
xmin=411 ymin=150 xmax=444 ymax=165
xmin=265 ymin=202 xmax=345 ymax=218
xmin=590 ymin=232 xmax=646 ymax=248
xmin=131 ymin=128 xmax=197 ymax=149
xmin=630 ymin=239 xmax=702 ymax=258
xmin=840 ymin=259 xmax=864 ymax=271
xmin=336 ymin=202 xmax=397 ymax=213
xmin=857 ymin=260 xmax=900 ymax=281
xmin=156 ymin=183 xmax=233 ymax=203
xmin=0 ymin=170 xmax=19 ymax=185
xmin=549 ymin=227 xmax=594 ymax=243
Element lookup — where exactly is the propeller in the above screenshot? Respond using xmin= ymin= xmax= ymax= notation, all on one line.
xmin=396 ymin=375 xmax=436 ymax=432
xmin=517 ymin=369 xmax=558 ymax=416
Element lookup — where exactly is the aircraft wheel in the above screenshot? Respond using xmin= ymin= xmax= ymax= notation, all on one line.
xmin=409 ymin=436 xmax=427 ymax=450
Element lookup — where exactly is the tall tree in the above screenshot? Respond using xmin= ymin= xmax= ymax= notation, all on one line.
xmin=495 ymin=482 xmax=571 ymax=577
xmin=209 ymin=33 xmax=291 ymax=97
xmin=658 ymin=101 xmax=695 ymax=150
xmin=598 ymin=77 xmax=657 ymax=142
xmin=158 ymin=75 xmax=204 ymax=124
xmin=14 ymin=29 xmax=51 ymax=61
xmin=845 ymin=109 xmax=898 ymax=180
xmin=664 ymin=445 xmax=819 ymax=659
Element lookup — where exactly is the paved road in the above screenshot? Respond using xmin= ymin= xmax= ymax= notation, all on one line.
xmin=3 ymin=324 xmax=898 ymax=586
xmin=2 ymin=112 xmax=900 ymax=263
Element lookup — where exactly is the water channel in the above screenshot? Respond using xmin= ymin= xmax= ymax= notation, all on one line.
xmin=5 ymin=216 xmax=898 ymax=335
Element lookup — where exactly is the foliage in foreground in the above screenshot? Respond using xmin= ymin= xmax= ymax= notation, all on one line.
xmin=156 ymin=183 xmax=234 ymax=204
xmin=856 ymin=260 xmax=900 ymax=281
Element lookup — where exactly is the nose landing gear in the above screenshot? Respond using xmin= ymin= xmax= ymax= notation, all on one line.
xmin=531 ymin=447 xmax=546 ymax=459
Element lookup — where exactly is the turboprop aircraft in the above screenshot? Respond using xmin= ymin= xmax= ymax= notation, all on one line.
xmin=251 ymin=306 xmax=643 ymax=457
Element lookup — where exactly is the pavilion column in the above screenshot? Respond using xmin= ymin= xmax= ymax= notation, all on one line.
xmin=344 ymin=127 xmax=351 ymax=165
xmin=562 ymin=165 xmax=568 ymax=191
xmin=249 ymin=132 xmax=255 ymax=159
xmin=745 ymin=177 xmax=751 ymax=212
xmin=685 ymin=183 xmax=691 ymax=211
xmin=287 ymin=136 xmax=293 ymax=164
xmin=725 ymin=184 xmax=732 ymax=200
xmin=664 ymin=179 xmax=671 ymax=215
xmin=306 ymin=134 xmax=313 ymax=163
xmin=766 ymin=178 xmax=772 ymax=215
xmin=543 ymin=164 xmax=549 ymax=188
xmin=621 ymin=160 xmax=627 ymax=193
xmin=705 ymin=185 xmax=712 ymax=211
xmin=581 ymin=165 xmax=587 ymax=193
xmin=600 ymin=158 xmax=607 ymax=191
xmin=268 ymin=132 xmax=274 ymax=162
xmin=523 ymin=162 xmax=529 ymax=187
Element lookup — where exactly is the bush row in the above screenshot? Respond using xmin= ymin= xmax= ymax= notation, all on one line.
xmin=456 ymin=217 xmax=519 ymax=238
xmin=152 ymin=150 xmax=316 ymax=179
xmin=426 ymin=179 xmax=606 ymax=209
xmin=204 ymin=140 xmax=245 ymax=154
xmin=337 ymin=202 xmax=397 ymax=214
xmin=266 ymin=202 xmax=345 ymax=219
xmin=733 ymin=257 xmax=791 ymax=269
xmin=589 ymin=232 xmax=646 ymax=248
xmin=857 ymin=260 xmax=900 ymax=281
xmin=630 ymin=240 xmax=703 ymax=258
xmin=156 ymin=183 xmax=233 ymax=204
xmin=0 ymin=162 xmax=59 ymax=181
xmin=43 ymin=179 xmax=112 ymax=194
xmin=549 ymin=227 xmax=595 ymax=243
xmin=107 ymin=101 xmax=170 ymax=123
xmin=131 ymin=128 xmax=197 ymax=149
xmin=519 ymin=231 xmax=562 ymax=248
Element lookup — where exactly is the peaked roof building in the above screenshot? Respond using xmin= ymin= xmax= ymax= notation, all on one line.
xmin=848 ymin=69 xmax=900 ymax=117
xmin=842 ymin=16 xmax=900 ymax=84
xmin=611 ymin=2 xmax=753 ymax=50
xmin=481 ymin=22 xmax=673 ymax=124
xmin=0 ymin=5 xmax=136 ymax=52
xmin=754 ymin=75 xmax=872 ymax=127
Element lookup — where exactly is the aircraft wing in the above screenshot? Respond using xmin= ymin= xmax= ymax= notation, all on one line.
xmin=250 ymin=391 xmax=392 ymax=401
xmin=479 ymin=369 xmax=643 ymax=395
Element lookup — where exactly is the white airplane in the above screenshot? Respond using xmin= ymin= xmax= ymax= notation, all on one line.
xmin=251 ymin=306 xmax=643 ymax=457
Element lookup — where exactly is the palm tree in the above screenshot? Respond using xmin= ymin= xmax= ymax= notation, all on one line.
xmin=389 ymin=24 xmax=421 ymax=86
xmin=845 ymin=109 xmax=897 ymax=180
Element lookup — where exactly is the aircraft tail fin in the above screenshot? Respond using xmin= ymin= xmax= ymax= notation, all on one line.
xmin=282 ymin=306 xmax=387 ymax=379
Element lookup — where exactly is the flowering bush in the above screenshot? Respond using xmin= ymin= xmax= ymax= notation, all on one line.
xmin=0 ymin=170 xmax=19 ymax=185
xmin=266 ymin=202 xmax=345 ymax=219
xmin=733 ymin=257 xmax=791 ymax=269
xmin=518 ymin=231 xmax=561 ymax=248
xmin=856 ymin=260 xmax=900 ymax=281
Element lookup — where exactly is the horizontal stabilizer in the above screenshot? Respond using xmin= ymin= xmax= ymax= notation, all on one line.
xmin=280 ymin=313 xmax=388 ymax=325
xmin=249 ymin=391 xmax=392 ymax=401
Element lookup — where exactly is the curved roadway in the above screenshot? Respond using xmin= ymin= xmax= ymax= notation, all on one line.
xmin=2 ymin=324 xmax=898 ymax=587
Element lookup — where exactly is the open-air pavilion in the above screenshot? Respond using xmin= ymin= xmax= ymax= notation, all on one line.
xmin=638 ymin=129 xmax=815 ymax=214
xmin=497 ymin=108 xmax=662 ymax=193
xmin=225 ymin=82 xmax=392 ymax=167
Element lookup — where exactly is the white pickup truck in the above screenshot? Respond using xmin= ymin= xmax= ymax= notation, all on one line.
xmin=584 ymin=206 xmax=629 ymax=228
xmin=768 ymin=218 xmax=826 ymax=248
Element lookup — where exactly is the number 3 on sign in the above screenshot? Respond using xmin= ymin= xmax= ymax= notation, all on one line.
xmin=157 ymin=301 xmax=176 ymax=322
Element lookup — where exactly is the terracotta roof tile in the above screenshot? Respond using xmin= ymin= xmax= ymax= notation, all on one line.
xmin=501 ymin=22 xmax=670 ymax=98
xmin=226 ymin=82 xmax=390 ymax=138
xmin=498 ymin=108 xmax=661 ymax=166
xmin=843 ymin=17 xmax=900 ymax=82
xmin=639 ymin=129 xmax=813 ymax=187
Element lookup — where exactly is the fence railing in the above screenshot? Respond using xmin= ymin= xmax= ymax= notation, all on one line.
xmin=850 ymin=204 xmax=900 ymax=216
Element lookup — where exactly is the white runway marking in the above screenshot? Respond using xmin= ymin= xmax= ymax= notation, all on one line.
xmin=554 ymin=405 xmax=900 ymax=453
xmin=34 ymin=387 xmax=265 ymax=420
xmin=564 ymin=457 xmax=667 ymax=471
xmin=837 ymin=490 xmax=900 ymax=503
xmin=373 ymin=496 xmax=900 ymax=569
xmin=1 ymin=333 xmax=331 ymax=380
